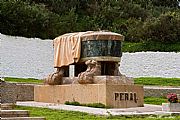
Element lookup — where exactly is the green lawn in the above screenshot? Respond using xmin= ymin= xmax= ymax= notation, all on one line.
xmin=134 ymin=77 xmax=180 ymax=86
xmin=4 ymin=77 xmax=43 ymax=84
xmin=15 ymin=105 xmax=179 ymax=120
xmin=144 ymin=97 xmax=167 ymax=105
xmin=10 ymin=76 xmax=179 ymax=119
xmin=14 ymin=97 xmax=176 ymax=120
xmin=4 ymin=77 xmax=180 ymax=86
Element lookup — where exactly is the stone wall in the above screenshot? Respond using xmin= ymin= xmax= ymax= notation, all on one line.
xmin=16 ymin=84 xmax=34 ymax=101
xmin=1 ymin=81 xmax=17 ymax=103
xmin=1 ymin=82 xmax=34 ymax=103
xmin=1 ymin=33 xmax=180 ymax=79
xmin=144 ymin=86 xmax=180 ymax=97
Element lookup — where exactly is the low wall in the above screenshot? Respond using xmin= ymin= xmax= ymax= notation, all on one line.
xmin=1 ymin=82 xmax=17 ymax=103
xmin=1 ymin=33 xmax=180 ymax=79
xmin=2 ymin=82 xmax=180 ymax=103
xmin=16 ymin=83 xmax=34 ymax=101
xmin=144 ymin=86 xmax=180 ymax=97
xmin=1 ymin=82 xmax=35 ymax=103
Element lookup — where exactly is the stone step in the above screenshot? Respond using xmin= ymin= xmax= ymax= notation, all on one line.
xmin=1 ymin=117 xmax=45 ymax=120
xmin=1 ymin=110 xmax=29 ymax=117
xmin=1 ymin=103 xmax=15 ymax=110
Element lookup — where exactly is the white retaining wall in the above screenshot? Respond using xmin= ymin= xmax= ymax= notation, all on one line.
xmin=1 ymin=33 xmax=180 ymax=79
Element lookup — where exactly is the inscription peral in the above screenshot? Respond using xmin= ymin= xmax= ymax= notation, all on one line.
xmin=114 ymin=92 xmax=138 ymax=103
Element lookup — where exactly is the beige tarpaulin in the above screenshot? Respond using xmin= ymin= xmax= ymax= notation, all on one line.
xmin=53 ymin=31 xmax=124 ymax=67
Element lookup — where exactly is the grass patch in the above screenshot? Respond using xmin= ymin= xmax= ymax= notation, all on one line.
xmin=15 ymin=106 xmax=105 ymax=120
xmin=134 ymin=77 xmax=180 ymax=86
xmin=65 ymin=101 xmax=108 ymax=108
xmin=15 ymin=105 xmax=180 ymax=120
xmin=144 ymin=97 xmax=167 ymax=105
xmin=4 ymin=77 xmax=43 ymax=84
xmin=122 ymin=42 xmax=180 ymax=52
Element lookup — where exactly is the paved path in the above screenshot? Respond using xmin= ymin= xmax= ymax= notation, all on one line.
xmin=17 ymin=101 xmax=180 ymax=116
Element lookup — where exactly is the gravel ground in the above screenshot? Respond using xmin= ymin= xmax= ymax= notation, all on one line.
xmin=1 ymin=33 xmax=180 ymax=79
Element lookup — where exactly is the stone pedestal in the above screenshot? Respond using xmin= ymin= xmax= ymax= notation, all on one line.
xmin=34 ymin=84 xmax=144 ymax=108
xmin=162 ymin=103 xmax=180 ymax=112
xmin=93 ymin=75 xmax=134 ymax=85
xmin=62 ymin=76 xmax=134 ymax=85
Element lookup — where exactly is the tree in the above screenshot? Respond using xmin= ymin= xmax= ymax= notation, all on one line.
xmin=152 ymin=0 xmax=179 ymax=8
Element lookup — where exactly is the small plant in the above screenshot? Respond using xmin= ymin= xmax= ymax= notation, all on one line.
xmin=64 ymin=101 xmax=108 ymax=108
xmin=85 ymin=103 xmax=107 ymax=108
xmin=167 ymin=93 xmax=178 ymax=103
xmin=64 ymin=101 xmax=81 ymax=106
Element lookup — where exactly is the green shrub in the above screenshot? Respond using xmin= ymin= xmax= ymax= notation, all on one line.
xmin=0 ymin=0 xmax=180 ymax=45
xmin=21 ymin=0 xmax=79 ymax=15
xmin=64 ymin=101 xmax=81 ymax=106
xmin=125 ymin=18 xmax=144 ymax=42
xmin=151 ymin=0 xmax=179 ymax=8
xmin=85 ymin=103 xmax=107 ymax=108
xmin=64 ymin=101 xmax=107 ymax=108
xmin=141 ymin=12 xmax=180 ymax=43
xmin=0 ymin=0 xmax=78 ymax=39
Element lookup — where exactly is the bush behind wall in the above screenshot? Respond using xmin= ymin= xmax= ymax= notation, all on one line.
xmin=0 ymin=0 xmax=179 ymax=44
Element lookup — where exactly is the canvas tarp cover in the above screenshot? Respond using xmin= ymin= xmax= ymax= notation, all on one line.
xmin=53 ymin=31 xmax=124 ymax=67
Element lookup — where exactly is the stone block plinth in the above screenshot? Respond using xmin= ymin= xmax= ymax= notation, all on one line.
xmin=93 ymin=76 xmax=134 ymax=85
xmin=34 ymin=84 xmax=144 ymax=108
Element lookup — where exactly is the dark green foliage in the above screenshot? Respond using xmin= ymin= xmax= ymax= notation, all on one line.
xmin=140 ymin=12 xmax=180 ymax=43
xmin=1 ymin=0 xmax=51 ymax=38
xmin=151 ymin=0 xmax=179 ymax=8
xmin=0 ymin=0 xmax=78 ymax=39
xmin=122 ymin=41 xmax=180 ymax=52
xmin=0 ymin=0 xmax=180 ymax=46
xmin=133 ymin=0 xmax=180 ymax=8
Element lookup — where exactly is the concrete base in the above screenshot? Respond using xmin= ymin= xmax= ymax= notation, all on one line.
xmin=162 ymin=103 xmax=180 ymax=112
xmin=34 ymin=84 xmax=144 ymax=108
